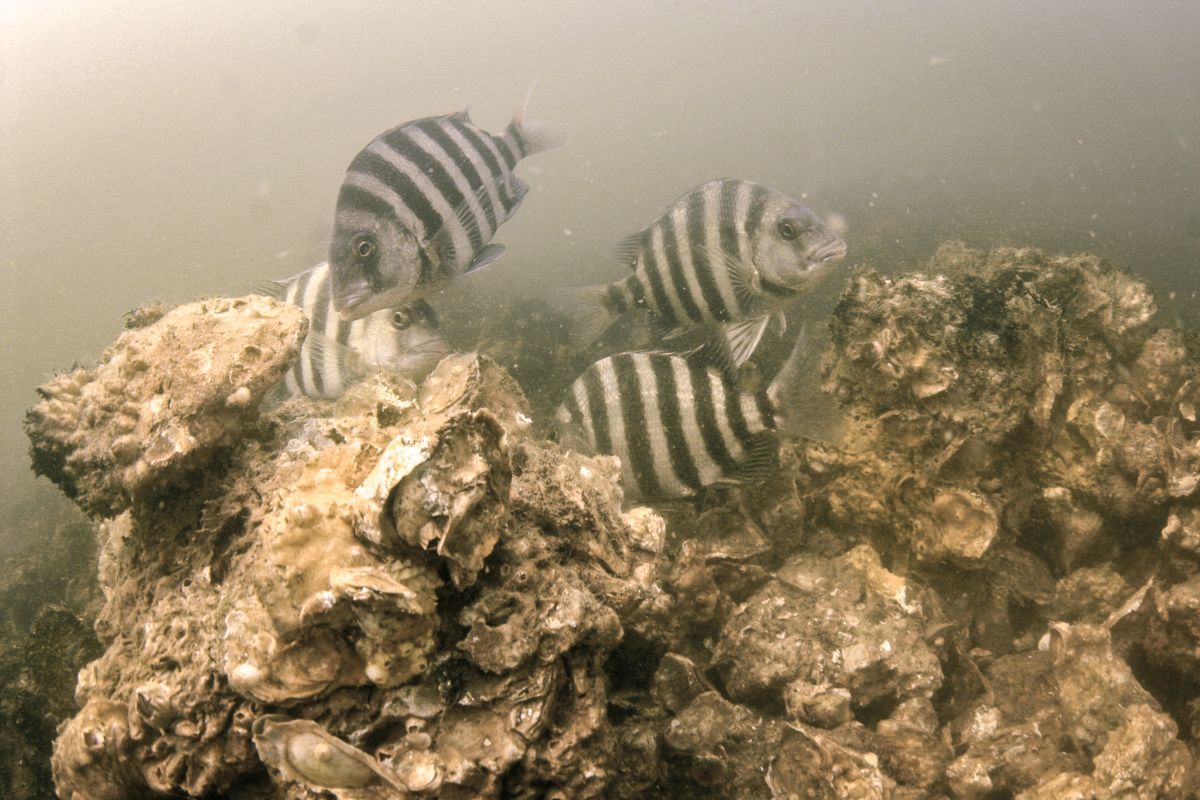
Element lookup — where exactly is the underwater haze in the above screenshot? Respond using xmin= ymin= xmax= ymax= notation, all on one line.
xmin=3 ymin=0 xmax=1200 ymax=549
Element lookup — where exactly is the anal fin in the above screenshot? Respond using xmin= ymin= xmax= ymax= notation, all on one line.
xmin=726 ymin=432 xmax=780 ymax=484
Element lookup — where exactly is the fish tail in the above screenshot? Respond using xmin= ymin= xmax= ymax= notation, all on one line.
xmin=546 ymin=282 xmax=621 ymax=347
xmin=768 ymin=323 xmax=843 ymax=444
xmin=507 ymin=81 xmax=566 ymax=157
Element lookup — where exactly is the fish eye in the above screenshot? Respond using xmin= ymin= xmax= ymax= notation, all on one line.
xmin=778 ymin=218 xmax=802 ymax=241
xmin=391 ymin=310 xmax=412 ymax=329
xmin=355 ymin=237 xmax=375 ymax=258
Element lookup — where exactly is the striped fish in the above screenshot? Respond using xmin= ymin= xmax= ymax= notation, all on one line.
xmin=552 ymin=179 xmax=845 ymax=370
xmin=553 ymin=330 xmax=814 ymax=500
xmin=260 ymin=262 xmax=449 ymax=400
xmin=329 ymin=91 xmax=564 ymax=321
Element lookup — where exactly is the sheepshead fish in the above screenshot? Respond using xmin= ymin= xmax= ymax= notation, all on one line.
xmin=259 ymin=262 xmax=449 ymax=400
xmin=330 ymin=91 xmax=564 ymax=320
xmin=552 ymin=179 xmax=845 ymax=369
xmin=554 ymin=327 xmax=820 ymax=500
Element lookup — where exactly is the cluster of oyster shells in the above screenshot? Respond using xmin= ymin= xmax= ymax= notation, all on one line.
xmin=33 ymin=297 xmax=662 ymax=798
xmin=30 ymin=239 xmax=1200 ymax=798
xmin=26 ymin=296 xmax=306 ymax=517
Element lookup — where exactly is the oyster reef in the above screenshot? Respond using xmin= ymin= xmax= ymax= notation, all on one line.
xmin=22 ymin=242 xmax=1200 ymax=798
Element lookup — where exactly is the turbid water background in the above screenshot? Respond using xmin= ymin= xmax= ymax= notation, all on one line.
xmin=3 ymin=0 xmax=1198 ymax=554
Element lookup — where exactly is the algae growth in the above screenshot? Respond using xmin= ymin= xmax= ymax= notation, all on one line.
xmin=15 ymin=242 xmax=1200 ymax=798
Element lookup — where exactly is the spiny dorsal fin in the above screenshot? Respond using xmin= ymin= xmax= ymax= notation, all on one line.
xmin=252 ymin=279 xmax=289 ymax=300
xmin=251 ymin=261 xmax=330 ymax=300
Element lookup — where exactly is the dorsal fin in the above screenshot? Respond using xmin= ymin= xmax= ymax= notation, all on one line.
xmin=252 ymin=279 xmax=288 ymax=300
xmin=251 ymin=261 xmax=328 ymax=300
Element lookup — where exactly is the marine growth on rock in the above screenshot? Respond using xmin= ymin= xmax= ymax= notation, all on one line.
xmin=25 ymin=244 xmax=1200 ymax=798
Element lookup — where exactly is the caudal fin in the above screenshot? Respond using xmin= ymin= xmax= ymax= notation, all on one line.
xmin=546 ymin=284 xmax=619 ymax=348
xmin=508 ymin=82 xmax=566 ymax=157
xmin=767 ymin=324 xmax=843 ymax=444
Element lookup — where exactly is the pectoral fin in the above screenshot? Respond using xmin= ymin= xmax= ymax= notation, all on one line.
xmin=721 ymin=251 xmax=760 ymax=307
xmin=304 ymin=331 xmax=366 ymax=377
xmin=724 ymin=314 xmax=772 ymax=369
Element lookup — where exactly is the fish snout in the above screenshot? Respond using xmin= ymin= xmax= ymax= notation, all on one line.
xmin=332 ymin=285 xmax=373 ymax=319
xmin=814 ymin=239 xmax=848 ymax=264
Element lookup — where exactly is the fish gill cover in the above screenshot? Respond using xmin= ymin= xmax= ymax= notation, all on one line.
xmin=18 ymin=235 xmax=1200 ymax=798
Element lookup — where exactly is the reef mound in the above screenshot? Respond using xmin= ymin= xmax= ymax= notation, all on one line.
xmin=21 ymin=244 xmax=1200 ymax=798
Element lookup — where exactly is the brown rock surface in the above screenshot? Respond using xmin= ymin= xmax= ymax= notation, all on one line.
xmin=19 ymin=243 xmax=1200 ymax=797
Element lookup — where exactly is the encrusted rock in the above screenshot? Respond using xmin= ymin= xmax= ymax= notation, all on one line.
xmin=30 ymin=242 xmax=1200 ymax=798
xmin=26 ymin=295 xmax=305 ymax=517
xmin=766 ymin=723 xmax=890 ymax=800
xmin=713 ymin=545 xmax=940 ymax=711
xmin=354 ymin=354 xmax=516 ymax=588
xmin=46 ymin=298 xmax=643 ymax=799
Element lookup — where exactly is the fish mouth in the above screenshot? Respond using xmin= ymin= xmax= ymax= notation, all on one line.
xmin=813 ymin=240 xmax=848 ymax=264
xmin=393 ymin=340 xmax=450 ymax=364
xmin=412 ymin=342 xmax=450 ymax=357
xmin=333 ymin=288 xmax=372 ymax=318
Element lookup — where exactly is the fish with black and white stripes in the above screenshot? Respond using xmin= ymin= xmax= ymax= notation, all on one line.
xmin=328 ymin=91 xmax=564 ymax=321
xmin=259 ymin=262 xmax=449 ymax=400
xmin=553 ymin=328 xmax=817 ymax=500
xmin=552 ymin=179 xmax=845 ymax=369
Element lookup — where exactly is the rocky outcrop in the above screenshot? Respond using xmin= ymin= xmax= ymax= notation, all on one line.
xmin=23 ymin=244 xmax=1200 ymax=798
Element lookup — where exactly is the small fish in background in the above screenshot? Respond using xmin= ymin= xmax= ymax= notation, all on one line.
xmin=258 ymin=262 xmax=449 ymax=400
xmin=330 ymin=88 xmax=565 ymax=320
xmin=552 ymin=179 xmax=846 ymax=371
xmin=554 ymin=326 xmax=830 ymax=500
